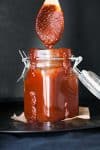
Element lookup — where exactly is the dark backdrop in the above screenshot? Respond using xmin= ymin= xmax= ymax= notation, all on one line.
xmin=0 ymin=0 xmax=100 ymax=106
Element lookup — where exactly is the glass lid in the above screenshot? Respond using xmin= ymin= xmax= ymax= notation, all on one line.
xmin=70 ymin=56 xmax=100 ymax=99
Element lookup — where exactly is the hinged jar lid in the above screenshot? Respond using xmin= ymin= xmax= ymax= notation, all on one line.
xmin=70 ymin=56 xmax=100 ymax=99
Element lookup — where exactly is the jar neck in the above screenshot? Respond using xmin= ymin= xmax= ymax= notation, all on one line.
xmin=29 ymin=48 xmax=72 ymax=69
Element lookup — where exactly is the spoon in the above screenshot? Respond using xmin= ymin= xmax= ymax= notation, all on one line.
xmin=36 ymin=0 xmax=64 ymax=48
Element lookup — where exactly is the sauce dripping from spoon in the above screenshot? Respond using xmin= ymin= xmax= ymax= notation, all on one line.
xmin=36 ymin=0 xmax=64 ymax=49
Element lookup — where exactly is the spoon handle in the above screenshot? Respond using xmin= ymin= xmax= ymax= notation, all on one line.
xmin=44 ymin=0 xmax=60 ymax=6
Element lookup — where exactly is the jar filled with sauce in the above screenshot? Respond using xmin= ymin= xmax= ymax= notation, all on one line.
xmin=24 ymin=48 xmax=79 ymax=123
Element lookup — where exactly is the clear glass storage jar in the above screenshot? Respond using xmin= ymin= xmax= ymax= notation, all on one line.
xmin=24 ymin=48 xmax=79 ymax=123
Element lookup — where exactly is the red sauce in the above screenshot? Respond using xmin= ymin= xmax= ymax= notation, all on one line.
xmin=36 ymin=5 xmax=64 ymax=48
xmin=24 ymin=48 xmax=79 ymax=123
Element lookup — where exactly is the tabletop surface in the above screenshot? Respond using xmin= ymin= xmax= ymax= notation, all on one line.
xmin=0 ymin=100 xmax=100 ymax=150
xmin=0 ymin=128 xmax=100 ymax=150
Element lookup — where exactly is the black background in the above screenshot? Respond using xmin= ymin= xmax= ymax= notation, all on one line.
xmin=0 ymin=0 xmax=100 ymax=106
xmin=0 ymin=1 xmax=100 ymax=150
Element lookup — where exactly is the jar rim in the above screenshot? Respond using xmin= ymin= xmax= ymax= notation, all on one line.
xmin=29 ymin=48 xmax=72 ymax=61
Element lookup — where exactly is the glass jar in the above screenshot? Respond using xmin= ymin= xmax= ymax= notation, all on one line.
xmin=24 ymin=48 xmax=79 ymax=123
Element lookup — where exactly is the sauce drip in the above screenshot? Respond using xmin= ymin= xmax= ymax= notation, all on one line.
xmin=36 ymin=4 xmax=64 ymax=48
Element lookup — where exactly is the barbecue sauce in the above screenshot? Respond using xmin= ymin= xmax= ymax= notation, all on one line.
xmin=24 ymin=0 xmax=79 ymax=123
xmin=36 ymin=4 xmax=64 ymax=48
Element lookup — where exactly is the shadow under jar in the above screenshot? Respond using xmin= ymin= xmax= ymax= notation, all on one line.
xmin=24 ymin=48 xmax=79 ymax=123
